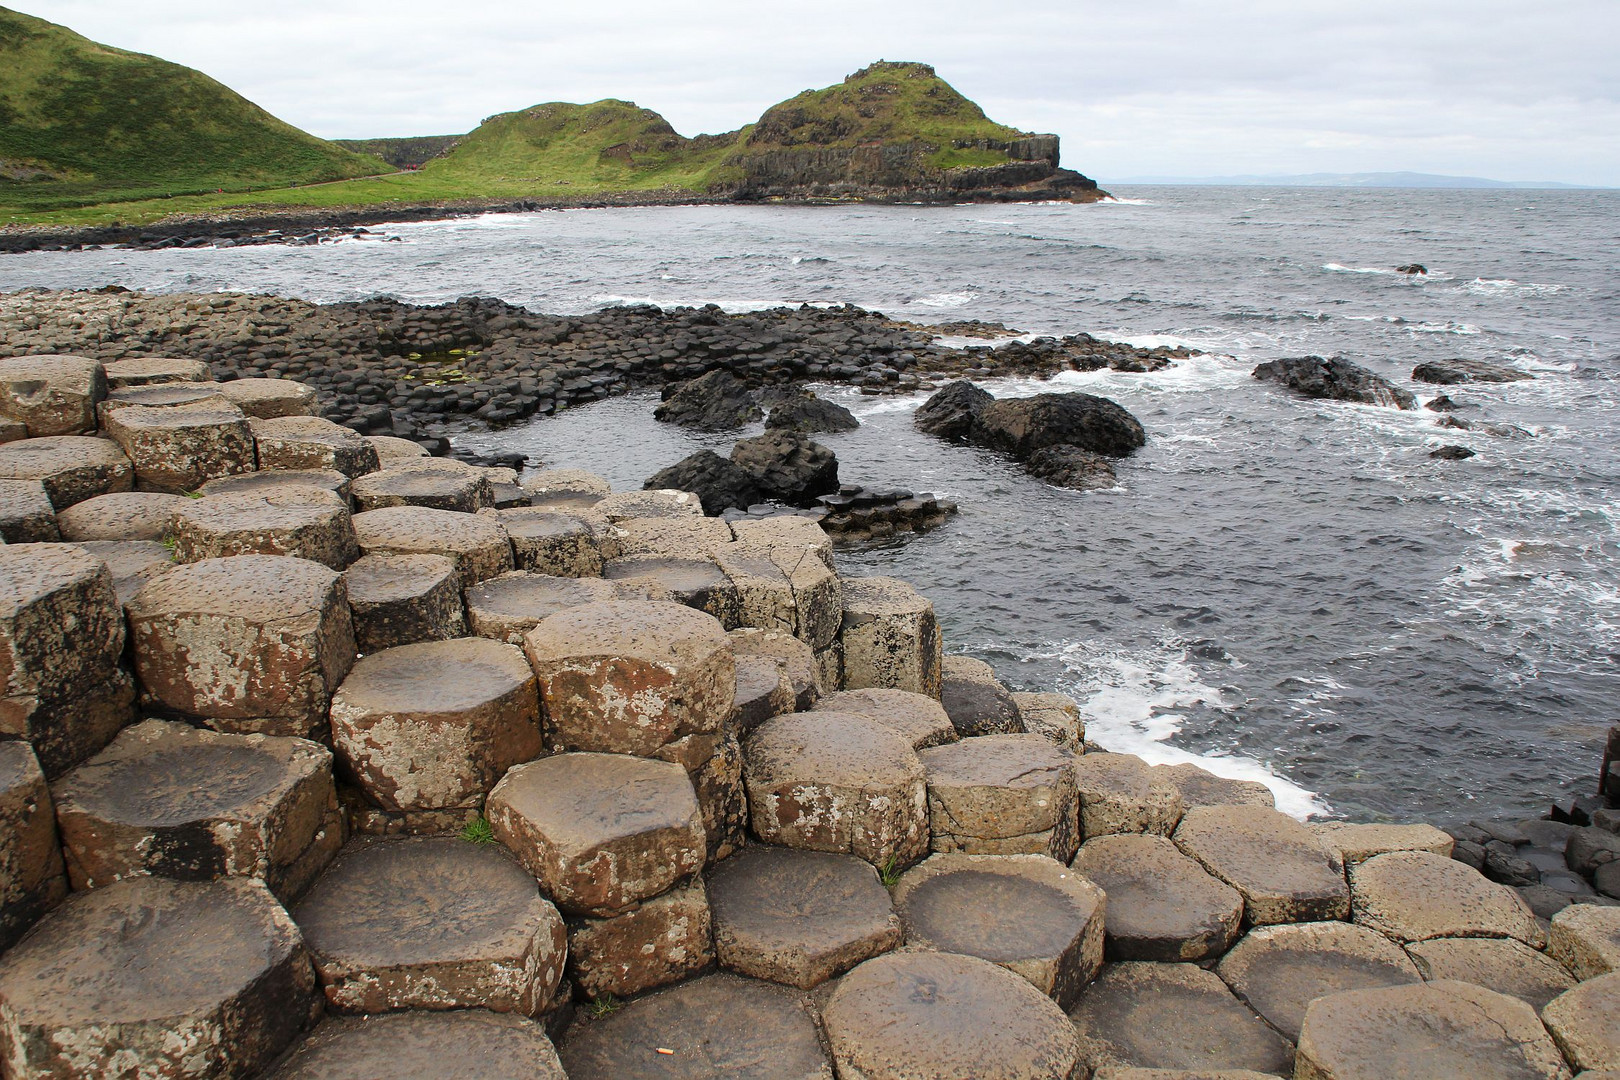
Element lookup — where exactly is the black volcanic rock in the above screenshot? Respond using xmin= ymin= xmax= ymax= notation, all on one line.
xmin=653 ymin=370 xmax=762 ymax=430
xmin=1431 ymin=445 xmax=1476 ymax=460
xmin=913 ymin=380 xmax=994 ymax=441
xmin=730 ymin=433 xmax=839 ymax=506
xmin=978 ymin=392 xmax=1147 ymax=459
xmin=1253 ymin=355 xmax=1416 ymax=410
xmin=765 ymin=392 xmax=859 ymax=434
xmin=1024 ymin=446 xmax=1119 ymax=491
xmin=1412 ymin=358 xmax=1533 ymax=385
xmin=645 ymin=451 xmax=764 ymax=515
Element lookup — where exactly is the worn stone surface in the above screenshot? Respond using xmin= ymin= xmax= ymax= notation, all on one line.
xmin=365 ymin=434 xmax=431 ymax=462
xmin=1294 ymin=980 xmax=1571 ymax=1080
xmin=352 ymin=504 xmax=512 ymax=586
xmin=940 ymin=654 xmax=1022 ymax=736
xmin=75 ymin=539 xmax=173 ymax=607
xmin=567 ymin=875 xmax=713 ymax=999
xmin=732 ymin=653 xmax=796 ymax=734
xmin=1090 ymin=1072 xmax=1280 ymax=1080
xmin=1215 ymin=921 xmax=1422 ymax=1042
xmin=0 ymin=479 xmax=58 ymax=542
xmin=352 ymin=464 xmax=487 ymax=513
xmin=920 ymin=734 xmax=1079 ymax=860
xmin=605 ymin=554 xmax=742 ymax=628
xmin=559 ymin=971 xmax=832 ymax=1080
xmin=814 ymin=687 xmax=958 ymax=750
xmin=840 ymin=574 xmax=943 ymax=697
xmin=171 ymin=486 xmax=358 ymax=569
xmin=272 ymin=1010 xmax=567 ymax=1079
xmin=0 ymin=876 xmax=319 ymax=1080
xmin=488 ymin=751 xmax=704 ymax=916
xmin=253 ymin=415 xmax=380 ymax=477
xmin=0 ymin=742 xmax=66 ymax=952
xmin=1071 ymin=833 xmax=1245 ymax=962
xmin=523 ymin=467 xmax=611 ymax=502
xmin=616 ymin=514 xmax=735 ymax=559
xmin=896 ymin=853 xmax=1105 ymax=1009
xmin=56 ymin=490 xmax=186 ymax=542
xmin=730 ymin=515 xmax=836 ymax=569
xmin=524 ymin=600 xmax=735 ymax=756
xmin=0 ymin=435 xmax=134 ymax=508
xmin=493 ymin=507 xmax=605 ymax=576
xmin=1567 ymin=827 xmax=1620 ymax=877
xmin=467 ymin=572 xmax=621 ymax=645
xmin=1549 ymin=904 xmax=1620 ymax=980
xmin=0 ymin=355 xmax=104 ymax=436
xmin=1351 ymin=849 xmax=1544 ymax=946
xmin=126 ymin=554 xmax=355 ymax=739
xmin=1013 ymin=690 xmax=1085 ymax=750
xmin=1406 ymin=937 xmax=1577 ymax=1013
xmin=293 ymin=836 xmax=565 ymax=1015
xmin=1175 ymin=804 xmax=1350 ymax=925
xmin=102 ymin=402 xmax=257 ymax=493
xmin=1312 ymin=821 xmax=1453 ymax=865
xmin=1070 ymin=962 xmax=1295 ymax=1077
xmin=1155 ymin=763 xmax=1276 ymax=811
xmin=1074 ymin=752 xmax=1185 ymax=838
xmin=1542 ymin=972 xmax=1620 ymax=1073
xmin=744 ymin=710 xmax=929 ymax=868
xmin=759 ymin=541 xmax=842 ymax=650
xmin=52 ymin=718 xmax=340 ymax=899
xmin=101 ymin=382 xmax=230 ymax=419
xmin=824 ymin=950 xmax=1084 ymax=1080
xmin=596 ymin=488 xmax=704 ymax=521
xmin=342 ymin=552 xmax=465 ymax=651
xmin=330 ymin=637 xmax=539 ymax=814
xmin=103 ymin=357 xmax=212 ymax=389
xmin=219 ymin=377 xmax=319 ymax=419
xmin=710 ymin=844 xmax=900 ymax=988
xmin=729 ymin=626 xmax=822 ymax=710
xmin=198 ymin=467 xmax=352 ymax=502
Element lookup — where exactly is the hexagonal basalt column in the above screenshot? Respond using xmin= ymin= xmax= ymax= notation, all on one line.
xmin=1072 ymin=752 xmax=1185 ymax=838
xmin=1070 ymin=833 xmax=1244 ymax=962
xmin=693 ymin=734 xmax=747 ymax=862
xmin=559 ymin=972 xmax=831 ymax=1080
xmin=102 ymin=402 xmax=257 ymax=493
xmin=940 ymin=655 xmax=1022 ymax=737
xmin=729 ymin=626 xmax=822 ymax=710
xmin=1012 ymin=690 xmax=1085 ymax=749
xmin=365 ymin=435 xmax=432 ymax=463
xmin=522 ymin=468 xmax=610 ymax=511
xmin=51 ymin=719 xmax=341 ymax=900
xmin=56 ymin=490 xmax=187 ymax=542
xmin=126 ymin=554 xmax=355 ymax=739
xmin=823 ymin=951 xmax=1084 ymax=1080
xmin=732 ymin=654 xmax=796 ymax=734
xmin=615 ymin=514 xmax=734 ymax=559
xmin=465 ymin=572 xmax=625 ymax=646
xmin=1406 ymin=937 xmax=1575 ymax=1013
xmin=330 ymin=637 xmax=540 ymax=819
xmin=0 ymin=436 xmax=133 ymax=509
xmin=487 ymin=751 xmax=705 ymax=917
xmin=351 ymin=464 xmax=488 ymax=514
xmin=0 ymin=479 xmax=59 ymax=543
xmin=491 ymin=507 xmax=605 ymax=576
xmin=172 ymin=487 xmax=359 ymax=569
xmin=342 ymin=552 xmax=466 ymax=651
xmin=899 ymin=853 xmax=1105 ymax=1010
xmin=253 ymin=415 xmax=380 ymax=477
xmin=1350 ymin=848 xmax=1543 ymax=946
xmin=604 ymin=554 xmax=742 ymax=628
xmin=919 ymin=734 xmax=1079 ymax=861
xmin=731 ymin=515 xmax=835 ymax=569
xmin=272 ymin=1011 xmax=567 ymax=1079
xmin=566 ymin=876 xmax=714 ymax=1000
xmin=0 ymin=543 xmax=130 ymax=776
xmin=1174 ymin=805 xmax=1350 ymax=926
xmin=1156 ymin=761 xmax=1276 ymax=811
xmin=199 ymin=467 xmax=352 ymax=502
xmin=1549 ymin=904 xmax=1620 ymax=979
xmin=595 ymin=488 xmax=703 ymax=521
xmin=523 ymin=600 xmax=735 ymax=757
xmin=839 ymin=575 xmax=943 ymax=697
xmin=743 ymin=710 xmax=929 ymax=869
xmin=76 ymin=539 xmax=175 ymax=606
xmin=1542 ymin=972 xmax=1620 ymax=1074
xmin=293 ymin=836 xmax=566 ymax=1015
xmin=100 ymin=383 xmax=229 ymax=419
xmin=0 ymin=876 xmax=320 ymax=1080
xmin=352 ymin=505 xmax=513 ymax=586
xmin=814 ymin=687 xmax=958 ymax=750
xmin=0 ymin=742 xmax=67 ymax=953
xmin=219 ymin=377 xmax=319 ymax=419
xmin=714 ymin=545 xmax=798 ymax=637
xmin=709 ymin=845 xmax=901 ymax=988
xmin=103 ymin=356 xmax=212 ymax=389
xmin=0 ymin=355 xmax=105 ymax=436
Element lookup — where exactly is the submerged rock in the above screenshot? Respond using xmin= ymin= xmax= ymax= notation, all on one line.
xmin=1024 ymin=445 xmax=1118 ymax=491
xmin=1253 ymin=355 xmax=1417 ymax=409
xmin=1431 ymin=445 xmax=1476 ymax=460
xmin=653 ymin=370 xmax=761 ymax=430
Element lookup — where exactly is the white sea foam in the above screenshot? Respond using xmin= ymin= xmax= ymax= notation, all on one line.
xmin=1099 ymin=197 xmax=1154 ymax=206
xmin=1462 ymin=277 xmax=1567 ymax=297
xmin=1323 ymin=263 xmax=1397 ymax=275
xmin=913 ymin=292 xmax=978 ymax=308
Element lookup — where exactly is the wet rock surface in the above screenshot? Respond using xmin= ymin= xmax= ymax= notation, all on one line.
xmin=1253 ymin=354 xmax=1417 ymax=409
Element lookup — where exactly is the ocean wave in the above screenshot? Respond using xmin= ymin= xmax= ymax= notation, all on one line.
xmin=912 ymin=292 xmax=978 ymax=308
xmin=1462 ymin=277 xmax=1567 ymax=297
xmin=1100 ymin=197 xmax=1154 ymax=206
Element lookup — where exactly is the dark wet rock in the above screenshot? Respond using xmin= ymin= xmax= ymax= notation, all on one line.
xmin=766 ymin=391 xmax=859 ymax=434
xmin=1253 ymin=355 xmax=1417 ymax=409
xmin=730 ymin=432 xmax=839 ymax=506
xmin=1431 ymin=444 xmax=1476 ymax=460
xmin=1024 ymin=445 xmax=1118 ymax=491
xmin=645 ymin=449 xmax=764 ymax=515
xmin=654 ymin=369 xmax=761 ymax=430
xmin=1395 ymin=264 xmax=1427 ymax=275
xmin=1412 ymin=358 xmax=1533 ymax=385
xmin=1426 ymin=394 xmax=1459 ymax=412
xmin=914 ymin=380 xmax=995 ymax=440
xmin=978 ymin=392 xmax=1147 ymax=459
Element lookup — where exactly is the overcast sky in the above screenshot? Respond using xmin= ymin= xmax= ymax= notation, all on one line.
xmin=23 ymin=0 xmax=1620 ymax=185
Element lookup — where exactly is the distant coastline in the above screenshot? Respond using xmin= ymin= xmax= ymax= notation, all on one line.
xmin=1103 ymin=170 xmax=1606 ymax=190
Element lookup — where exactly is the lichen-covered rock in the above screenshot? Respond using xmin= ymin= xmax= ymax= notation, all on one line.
xmin=294 ymin=836 xmax=566 ymax=1015
xmin=566 ymin=876 xmax=714 ymax=999
xmin=252 ymin=415 xmax=380 ymax=477
xmin=466 ymin=572 xmax=633 ymax=645
xmin=0 ymin=355 xmax=105 ymax=436
xmin=219 ymin=377 xmax=319 ymax=419
xmin=273 ymin=1011 xmax=567 ymax=1080
xmin=1013 ymin=690 xmax=1085 ymax=750
xmin=0 ymin=435 xmax=133 ymax=508
xmin=523 ymin=600 xmax=735 ymax=757
xmin=55 ymin=490 xmax=186 ymax=542
xmin=729 ymin=626 xmax=822 ymax=710
xmin=491 ymin=507 xmax=605 ymax=576
xmin=126 ymin=554 xmax=355 ymax=739
xmin=103 ymin=356 xmax=212 ymax=389
xmin=0 ymin=742 xmax=66 ymax=953
xmin=329 ymin=637 xmax=540 ymax=815
xmin=1350 ymin=849 xmax=1543 ymax=946
xmin=1073 ymin=752 xmax=1185 ymax=838
xmin=919 ymin=734 xmax=1079 ymax=860
xmin=1174 ymin=804 xmax=1350 ymax=925
xmin=615 ymin=514 xmax=735 ymax=559
xmin=51 ymin=718 xmax=341 ymax=900
xmin=487 ymin=752 xmax=705 ymax=917
xmin=171 ymin=486 xmax=358 ymax=568
xmin=0 ymin=876 xmax=320 ymax=1080
xmin=342 ymin=552 xmax=465 ymax=651
xmin=101 ymin=401 xmax=257 ymax=493
xmin=352 ymin=504 xmax=513 ymax=586
xmin=840 ymin=575 xmax=943 ymax=697
xmin=814 ymin=687 xmax=958 ymax=749
xmin=1071 ymin=833 xmax=1244 ymax=962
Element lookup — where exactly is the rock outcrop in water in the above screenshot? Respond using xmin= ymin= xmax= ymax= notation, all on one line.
xmin=1412 ymin=358 xmax=1534 ymax=385
xmin=764 ymin=390 xmax=860 ymax=434
xmin=1252 ymin=355 xmax=1417 ymax=409
xmin=643 ymin=451 xmax=763 ymax=515
xmin=914 ymin=380 xmax=1145 ymax=491
xmin=729 ymin=432 xmax=839 ymax=506
xmin=653 ymin=370 xmax=762 ymax=430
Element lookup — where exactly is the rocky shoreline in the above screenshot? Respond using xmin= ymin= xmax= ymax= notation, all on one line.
xmin=0 ymin=352 xmax=1614 ymax=1078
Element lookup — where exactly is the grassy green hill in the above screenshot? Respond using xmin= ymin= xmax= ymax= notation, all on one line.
xmin=0 ymin=6 xmax=387 ymax=213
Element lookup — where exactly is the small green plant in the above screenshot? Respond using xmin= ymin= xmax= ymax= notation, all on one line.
xmin=160 ymin=536 xmax=178 ymax=555
xmin=585 ymin=993 xmax=620 ymax=1018
xmin=877 ymin=853 xmax=902 ymax=889
xmin=182 ymin=490 xmax=204 ymax=499
xmin=459 ymin=817 xmax=495 ymax=845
